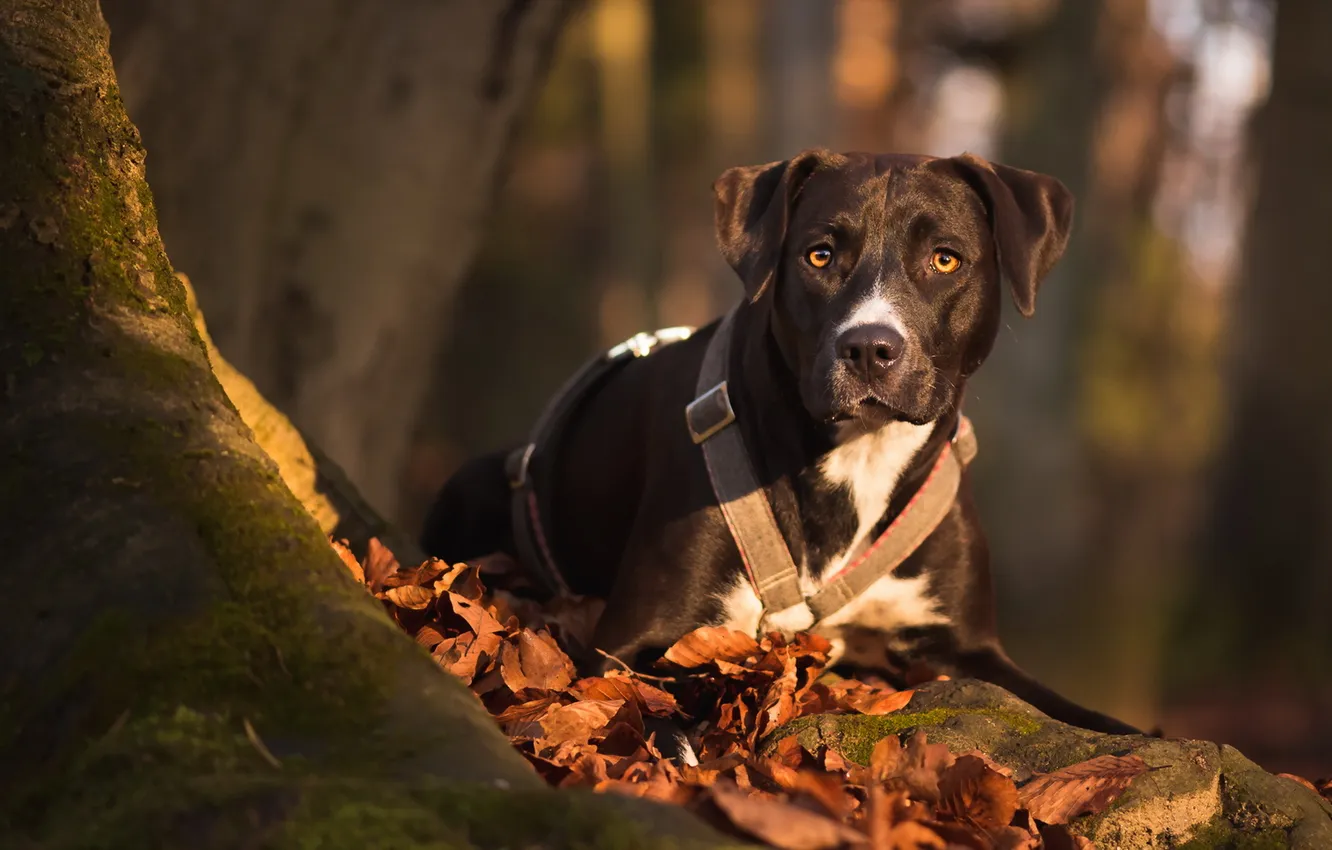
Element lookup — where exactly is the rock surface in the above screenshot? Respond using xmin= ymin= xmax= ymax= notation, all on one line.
xmin=770 ymin=679 xmax=1332 ymax=849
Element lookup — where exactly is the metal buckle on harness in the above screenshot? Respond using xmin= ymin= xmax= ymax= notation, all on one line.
xmin=606 ymin=326 xmax=695 ymax=360
xmin=506 ymin=443 xmax=535 ymax=489
xmin=685 ymin=381 xmax=737 ymax=444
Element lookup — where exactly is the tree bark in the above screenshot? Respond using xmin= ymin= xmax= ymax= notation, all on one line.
xmin=0 ymin=3 xmax=721 ymax=845
xmin=1171 ymin=0 xmax=1332 ymax=770
xmin=182 ymin=272 xmax=425 ymax=566
xmin=983 ymin=0 xmax=1183 ymax=728
xmin=100 ymin=0 xmax=575 ymax=516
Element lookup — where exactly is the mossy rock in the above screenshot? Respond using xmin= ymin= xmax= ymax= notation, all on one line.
xmin=765 ymin=679 xmax=1332 ymax=849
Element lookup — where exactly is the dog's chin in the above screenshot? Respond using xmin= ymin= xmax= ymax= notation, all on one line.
xmin=823 ymin=396 xmax=935 ymax=430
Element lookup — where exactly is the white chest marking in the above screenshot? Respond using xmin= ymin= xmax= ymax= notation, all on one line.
xmin=709 ymin=418 xmax=947 ymax=646
xmin=816 ymin=419 xmax=933 ymax=581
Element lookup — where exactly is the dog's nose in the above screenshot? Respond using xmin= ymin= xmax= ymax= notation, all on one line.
xmin=836 ymin=324 xmax=904 ymax=379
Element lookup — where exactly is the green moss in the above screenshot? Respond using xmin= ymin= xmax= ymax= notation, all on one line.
xmin=11 ymin=708 xmax=735 ymax=850
xmin=1175 ymin=814 xmax=1290 ymax=850
xmin=0 ymin=34 xmax=199 ymax=379
xmin=767 ymin=707 xmax=1041 ymax=765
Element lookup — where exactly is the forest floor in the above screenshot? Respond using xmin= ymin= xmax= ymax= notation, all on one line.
xmin=335 ymin=538 xmax=1332 ymax=850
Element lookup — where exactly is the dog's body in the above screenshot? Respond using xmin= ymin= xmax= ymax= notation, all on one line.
xmin=424 ymin=150 xmax=1139 ymax=736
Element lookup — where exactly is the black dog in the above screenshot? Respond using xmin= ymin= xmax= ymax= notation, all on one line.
xmin=423 ymin=149 xmax=1139 ymax=736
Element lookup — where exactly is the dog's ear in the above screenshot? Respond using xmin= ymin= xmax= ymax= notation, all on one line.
xmin=713 ymin=150 xmax=836 ymax=301
xmin=943 ymin=153 xmax=1074 ymax=317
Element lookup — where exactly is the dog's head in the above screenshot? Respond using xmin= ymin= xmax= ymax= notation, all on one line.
xmin=714 ymin=150 xmax=1072 ymax=428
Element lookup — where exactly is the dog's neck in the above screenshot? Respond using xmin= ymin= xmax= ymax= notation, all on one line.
xmin=729 ymin=305 xmax=960 ymax=582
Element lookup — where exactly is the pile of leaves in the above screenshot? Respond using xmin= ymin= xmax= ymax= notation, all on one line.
xmin=333 ymin=539 xmax=1304 ymax=849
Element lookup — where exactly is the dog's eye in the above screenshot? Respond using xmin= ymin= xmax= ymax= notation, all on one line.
xmin=930 ymin=249 xmax=962 ymax=274
xmin=806 ymin=247 xmax=833 ymax=269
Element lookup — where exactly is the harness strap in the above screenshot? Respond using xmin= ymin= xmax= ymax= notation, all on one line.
xmin=686 ymin=306 xmax=977 ymax=632
xmin=807 ymin=416 xmax=975 ymax=622
xmin=686 ymin=310 xmax=806 ymax=618
xmin=508 ymin=327 xmax=695 ymax=597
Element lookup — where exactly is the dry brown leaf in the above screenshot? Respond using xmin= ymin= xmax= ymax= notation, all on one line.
xmin=361 ymin=538 xmax=399 ymax=592
xmin=433 ymin=630 xmax=501 ymax=685
xmin=500 ymin=630 xmax=576 ymax=693
xmin=879 ymin=820 xmax=947 ymax=849
xmin=844 ymin=687 xmax=914 ymax=716
xmin=618 ymin=675 xmax=682 ymax=716
xmin=709 ymin=781 xmax=865 ymax=850
xmin=414 ymin=624 xmax=446 ymax=651
xmin=539 ymin=699 xmax=624 ymax=746
xmin=449 ymin=592 xmax=507 ymax=636
xmin=384 ymin=584 xmax=435 ymax=610
xmin=937 ymin=755 xmax=1020 ymax=830
xmin=1019 ymin=754 xmax=1149 ymax=824
xmin=990 ymin=825 xmax=1042 ymax=850
xmin=759 ymin=760 xmax=854 ymax=819
xmin=331 ymin=539 xmax=364 ymax=584
xmin=662 ymin=626 xmax=761 ymax=668
xmin=494 ymin=694 xmax=564 ymax=738
xmin=382 ymin=559 xmax=447 ymax=589
xmin=870 ymin=735 xmax=904 ymax=782
xmin=1034 ymin=819 xmax=1093 ymax=850
xmin=955 ymin=749 xmax=1014 ymax=779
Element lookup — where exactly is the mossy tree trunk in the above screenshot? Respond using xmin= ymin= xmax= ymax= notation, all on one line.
xmin=0 ymin=3 xmax=721 ymax=846
xmin=101 ymin=0 xmax=575 ymax=517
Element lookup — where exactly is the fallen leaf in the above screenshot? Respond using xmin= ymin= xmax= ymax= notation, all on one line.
xmin=937 ymin=755 xmax=1020 ymax=829
xmin=494 ymin=694 xmax=564 ymax=738
xmin=758 ymin=759 xmax=854 ymax=819
xmin=450 ymin=592 xmax=507 ymax=636
xmin=384 ymin=584 xmax=435 ymax=610
xmin=879 ymin=820 xmax=946 ymax=849
xmin=955 ymin=749 xmax=1014 ymax=778
xmin=382 ymin=559 xmax=447 ymax=589
xmin=869 ymin=735 xmax=904 ymax=782
xmin=441 ymin=563 xmax=486 ymax=601
xmin=361 ymin=538 xmax=399 ymax=592
xmin=662 ymin=626 xmax=760 ymax=668
xmin=331 ymin=539 xmax=364 ymax=584
xmin=843 ymin=687 xmax=914 ymax=716
xmin=709 ymin=780 xmax=865 ymax=850
xmin=433 ymin=630 xmax=501 ymax=685
xmin=414 ymin=624 xmax=446 ymax=650
xmin=539 ymin=699 xmax=623 ymax=746
xmin=989 ymin=825 xmax=1041 ymax=850
xmin=500 ymin=630 xmax=575 ymax=693
xmin=1019 ymin=754 xmax=1150 ymax=824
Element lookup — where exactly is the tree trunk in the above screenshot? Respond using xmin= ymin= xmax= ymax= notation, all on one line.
xmin=100 ymin=0 xmax=575 ymax=517
xmin=983 ymin=0 xmax=1183 ymax=728
xmin=0 ymin=3 xmax=722 ymax=844
xmin=1171 ymin=0 xmax=1332 ymax=772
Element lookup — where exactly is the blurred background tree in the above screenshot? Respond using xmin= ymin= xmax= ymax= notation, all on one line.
xmin=106 ymin=0 xmax=1329 ymax=776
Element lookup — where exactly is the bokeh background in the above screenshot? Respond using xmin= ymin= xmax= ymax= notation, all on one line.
xmin=104 ymin=0 xmax=1330 ymax=776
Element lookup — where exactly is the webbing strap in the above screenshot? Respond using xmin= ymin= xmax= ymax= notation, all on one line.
xmin=686 ymin=309 xmax=805 ymax=615
xmin=686 ymin=306 xmax=977 ymax=631
xmin=807 ymin=416 xmax=974 ymax=622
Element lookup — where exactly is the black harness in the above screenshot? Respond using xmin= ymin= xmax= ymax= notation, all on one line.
xmin=504 ymin=326 xmax=696 ymax=596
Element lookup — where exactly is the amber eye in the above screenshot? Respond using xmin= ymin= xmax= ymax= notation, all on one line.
xmin=930 ymin=249 xmax=962 ymax=274
xmin=806 ymin=247 xmax=833 ymax=269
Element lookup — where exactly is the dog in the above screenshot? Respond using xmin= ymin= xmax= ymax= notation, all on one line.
xmin=422 ymin=149 xmax=1140 ymax=736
